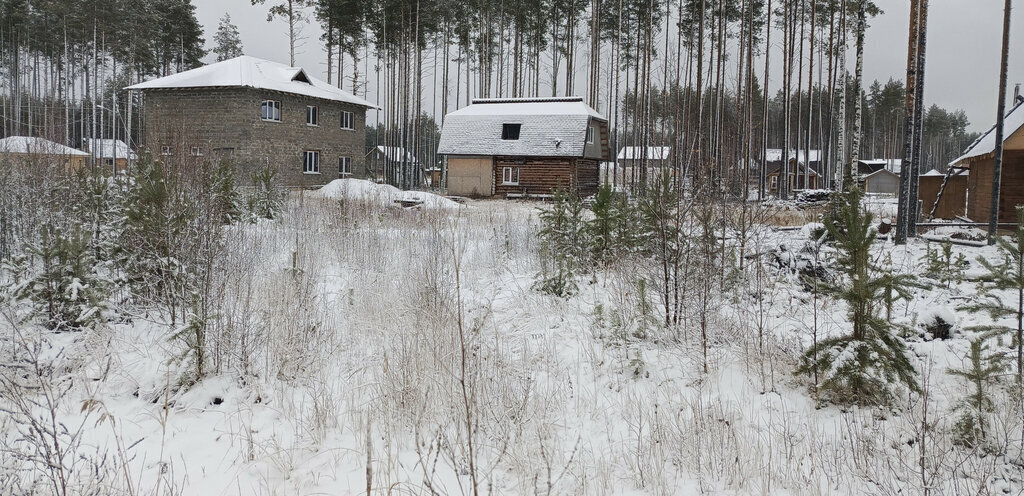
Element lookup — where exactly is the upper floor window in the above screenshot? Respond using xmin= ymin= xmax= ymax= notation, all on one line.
xmin=502 ymin=123 xmax=521 ymax=140
xmin=586 ymin=126 xmax=595 ymax=144
xmin=160 ymin=145 xmax=172 ymax=156
xmin=340 ymin=111 xmax=354 ymax=130
xmin=261 ymin=100 xmax=281 ymax=121
xmin=306 ymin=105 xmax=319 ymax=126
xmin=339 ymin=157 xmax=351 ymax=177
xmin=303 ymin=150 xmax=320 ymax=174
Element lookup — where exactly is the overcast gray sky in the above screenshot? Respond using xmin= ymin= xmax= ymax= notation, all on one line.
xmin=193 ymin=0 xmax=1022 ymax=132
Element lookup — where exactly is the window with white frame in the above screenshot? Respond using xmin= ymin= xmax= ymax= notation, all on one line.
xmin=261 ymin=100 xmax=281 ymax=121
xmin=190 ymin=146 xmax=204 ymax=157
xmin=340 ymin=111 xmax=354 ymax=130
xmin=502 ymin=166 xmax=520 ymax=185
xmin=339 ymin=156 xmax=351 ymax=177
xmin=770 ymin=175 xmax=778 ymax=190
xmin=587 ymin=126 xmax=595 ymax=144
xmin=306 ymin=105 xmax=319 ymax=126
xmin=160 ymin=145 xmax=172 ymax=156
xmin=303 ymin=150 xmax=320 ymax=174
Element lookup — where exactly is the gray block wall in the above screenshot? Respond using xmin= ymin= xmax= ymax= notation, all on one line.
xmin=139 ymin=87 xmax=368 ymax=187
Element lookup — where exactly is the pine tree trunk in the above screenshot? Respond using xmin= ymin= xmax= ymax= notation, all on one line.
xmin=896 ymin=0 xmax=920 ymax=244
xmin=988 ymin=0 xmax=1012 ymax=243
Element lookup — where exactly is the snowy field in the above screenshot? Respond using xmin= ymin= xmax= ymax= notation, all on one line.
xmin=2 ymin=179 xmax=1023 ymax=495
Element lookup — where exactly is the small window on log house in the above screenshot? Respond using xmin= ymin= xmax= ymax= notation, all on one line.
xmin=587 ymin=126 xmax=595 ymax=144
xmin=502 ymin=123 xmax=521 ymax=140
xmin=502 ymin=166 xmax=520 ymax=185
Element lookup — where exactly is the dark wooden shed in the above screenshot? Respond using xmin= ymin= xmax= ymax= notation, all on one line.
xmin=918 ymin=169 xmax=968 ymax=219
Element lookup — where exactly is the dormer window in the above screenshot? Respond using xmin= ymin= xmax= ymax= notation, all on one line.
xmin=291 ymin=69 xmax=312 ymax=84
xmin=502 ymin=123 xmax=521 ymax=140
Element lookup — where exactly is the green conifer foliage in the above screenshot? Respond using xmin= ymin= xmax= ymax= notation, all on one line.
xmin=535 ymin=189 xmax=586 ymax=297
xmin=10 ymin=224 xmax=108 ymax=332
xmin=963 ymin=206 xmax=1024 ymax=389
xmin=796 ymin=190 xmax=919 ymax=406
xmin=949 ymin=333 xmax=1007 ymax=447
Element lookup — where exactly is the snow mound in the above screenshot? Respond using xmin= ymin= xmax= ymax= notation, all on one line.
xmin=314 ymin=179 xmax=461 ymax=210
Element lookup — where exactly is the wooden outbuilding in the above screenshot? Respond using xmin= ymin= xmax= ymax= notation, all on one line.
xmin=956 ymin=100 xmax=1024 ymax=224
xmin=0 ymin=136 xmax=90 ymax=172
xmin=437 ymin=97 xmax=611 ymax=198
xmin=862 ymin=169 xmax=900 ymax=195
xmin=918 ymin=168 xmax=968 ymax=219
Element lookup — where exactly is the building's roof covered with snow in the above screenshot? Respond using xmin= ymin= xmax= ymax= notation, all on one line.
xmin=0 ymin=136 xmax=89 ymax=156
xmin=85 ymin=139 xmax=137 ymax=160
xmin=953 ymin=101 xmax=1024 ymax=165
xmin=863 ymin=168 xmax=898 ymax=179
xmin=617 ymin=146 xmax=671 ymax=160
xmin=126 ymin=55 xmax=376 ymax=108
xmin=765 ymin=162 xmax=820 ymax=176
xmin=921 ymin=167 xmax=968 ymax=177
xmin=373 ymin=146 xmax=418 ymax=164
xmin=437 ymin=97 xmax=605 ymax=157
xmin=765 ymin=148 xmax=821 ymax=164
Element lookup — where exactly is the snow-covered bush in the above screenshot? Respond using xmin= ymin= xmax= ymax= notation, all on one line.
xmin=8 ymin=224 xmax=109 ymax=332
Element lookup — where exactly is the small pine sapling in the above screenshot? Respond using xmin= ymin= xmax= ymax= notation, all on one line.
xmin=963 ymin=206 xmax=1024 ymax=390
xmin=920 ymin=241 xmax=969 ymax=289
xmin=212 ymin=158 xmax=243 ymax=224
xmin=795 ymin=189 xmax=919 ymax=406
xmin=534 ymin=189 xmax=586 ymax=297
xmin=247 ymin=163 xmax=283 ymax=221
xmin=948 ymin=333 xmax=1007 ymax=447
xmin=10 ymin=224 xmax=109 ymax=331
xmin=586 ymin=184 xmax=636 ymax=265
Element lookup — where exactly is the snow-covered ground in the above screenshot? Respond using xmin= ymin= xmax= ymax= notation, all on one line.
xmin=2 ymin=182 xmax=1022 ymax=495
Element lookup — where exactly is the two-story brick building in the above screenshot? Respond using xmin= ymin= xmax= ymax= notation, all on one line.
xmin=127 ymin=55 xmax=376 ymax=187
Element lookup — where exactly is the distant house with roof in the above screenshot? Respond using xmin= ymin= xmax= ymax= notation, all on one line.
xmin=437 ymin=97 xmax=610 ymax=198
xmin=764 ymin=148 xmax=822 ymax=191
xmin=0 ymin=136 xmax=90 ymax=171
xmin=617 ymin=146 xmax=671 ymax=167
xmin=857 ymin=159 xmax=888 ymax=175
xmin=952 ymin=100 xmax=1024 ymax=223
xmin=85 ymin=139 xmax=137 ymax=172
xmin=126 ymin=55 xmax=376 ymax=187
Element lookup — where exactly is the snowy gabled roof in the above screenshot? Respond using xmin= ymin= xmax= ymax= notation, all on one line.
xmin=952 ymin=101 xmax=1024 ymax=165
xmin=765 ymin=148 xmax=821 ymax=163
xmin=0 ymin=136 xmax=89 ymax=156
xmin=617 ymin=146 xmax=671 ymax=160
xmin=85 ymin=139 xmax=137 ymax=160
xmin=437 ymin=97 xmax=606 ymax=157
xmin=126 ymin=55 xmax=376 ymax=108
xmin=373 ymin=146 xmax=418 ymax=164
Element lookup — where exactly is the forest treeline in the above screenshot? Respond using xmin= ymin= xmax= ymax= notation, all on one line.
xmin=1 ymin=0 xmax=978 ymax=191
